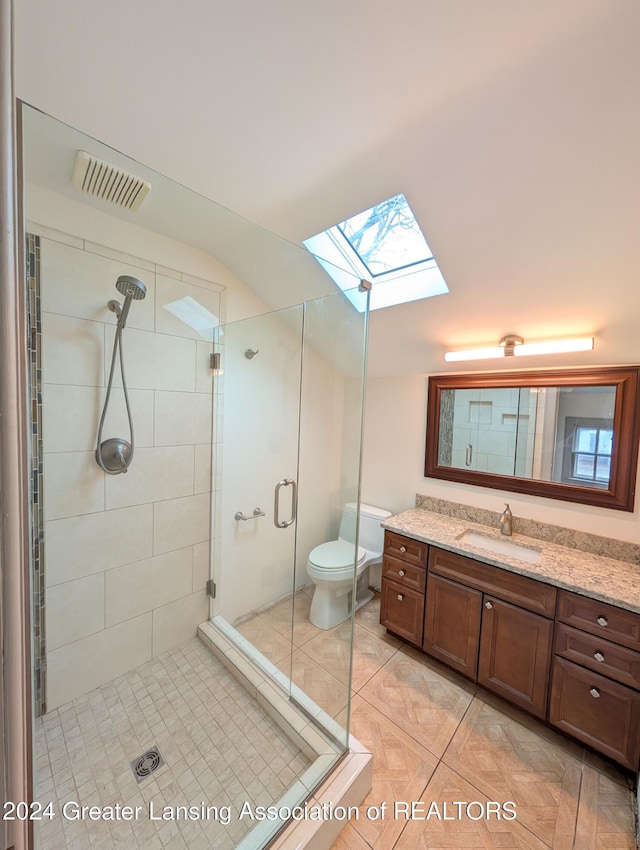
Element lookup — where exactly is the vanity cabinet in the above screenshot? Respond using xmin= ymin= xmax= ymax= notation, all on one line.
xmin=549 ymin=590 xmax=640 ymax=769
xmin=380 ymin=532 xmax=427 ymax=645
xmin=477 ymin=597 xmax=553 ymax=718
xmin=380 ymin=528 xmax=640 ymax=771
xmin=424 ymin=546 xmax=555 ymax=718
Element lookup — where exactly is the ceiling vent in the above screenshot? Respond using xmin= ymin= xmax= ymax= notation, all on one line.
xmin=71 ymin=150 xmax=151 ymax=212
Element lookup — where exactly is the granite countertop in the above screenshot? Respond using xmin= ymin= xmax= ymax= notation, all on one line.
xmin=383 ymin=508 xmax=640 ymax=615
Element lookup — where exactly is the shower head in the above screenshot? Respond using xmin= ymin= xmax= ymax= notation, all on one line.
xmin=116 ymin=275 xmax=147 ymax=300
xmin=114 ymin=275 xmax=146 ymax=328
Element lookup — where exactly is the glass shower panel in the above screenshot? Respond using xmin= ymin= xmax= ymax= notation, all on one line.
xmin=211 ymin=283 xmax=369 ymax=751
xmin=292 ymin=285 xmax=369 ymax=746
xmin=211 ymin=304 xmax=304 ymax=675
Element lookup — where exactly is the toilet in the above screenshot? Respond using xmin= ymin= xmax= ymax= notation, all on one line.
xmin=307 ymin=502 xmax=391 ymax=629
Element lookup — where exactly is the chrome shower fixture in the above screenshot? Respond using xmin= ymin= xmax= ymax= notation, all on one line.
xmin=96 ymin=275 xmax=147 ymax=474
xmin=108 ymin=275 xmax=147 ymax=330
xmin=244 ymin=348 xmax=259 ymax=359
xmin=117 ymin=274 xmax=147 ymax=300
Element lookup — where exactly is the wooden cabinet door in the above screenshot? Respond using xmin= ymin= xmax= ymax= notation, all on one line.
xmin=423 ymin=573 xmax=482 ymax=679
xmin=478 ymin=597 xmax=553 ymax=718
xmin=550 ymin=657 xmax=640 ymax=770
xmin=380 ymin=577 xmax=424 ymax=645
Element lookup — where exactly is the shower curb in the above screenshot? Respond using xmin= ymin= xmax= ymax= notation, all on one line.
xmin=198 ymin=618 xmax=372 ymax=848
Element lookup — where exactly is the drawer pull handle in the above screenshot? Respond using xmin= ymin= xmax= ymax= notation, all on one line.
xmin=594 ymin=651 xmax=605 ymax=663
xmin=485 ymin=601 xmax=493 ymax=610
xmin=589 ymin=687 xmax=601 ymax=699
xmin=596 ymin=616 xmax=608 ymax=627
xmin=399 ymin=546 xmax=407 ymax=553
xmin=398 ymin=570 xmax=405 ymax=577
xmin=397 ymin=594 xmax=404 ymax=602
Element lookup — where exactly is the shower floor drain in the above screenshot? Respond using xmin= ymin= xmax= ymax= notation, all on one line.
xmin=130 ymin=747 xmax=164 ymax=782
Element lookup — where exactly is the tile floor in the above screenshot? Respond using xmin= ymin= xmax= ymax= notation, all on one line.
xmin=33 ymin=591 xmax=638 ymax=850
xmin=237 ymin=590 xmax=638 ymax=850
xmin=34 ymin=638 xmax=310 ymax=850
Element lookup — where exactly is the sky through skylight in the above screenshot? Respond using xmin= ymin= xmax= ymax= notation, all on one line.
xmin=337 ymin=193 xmax=433 ymax=276
xmin=303 ymin=192 xmax=449 ymax=311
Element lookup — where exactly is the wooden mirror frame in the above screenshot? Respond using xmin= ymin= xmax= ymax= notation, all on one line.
xmin=424 ymin=366 xmax=640 ymax=511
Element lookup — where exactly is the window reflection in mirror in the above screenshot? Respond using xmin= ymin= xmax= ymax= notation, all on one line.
xmin=426 ymin=368 xmax=640 ymax=511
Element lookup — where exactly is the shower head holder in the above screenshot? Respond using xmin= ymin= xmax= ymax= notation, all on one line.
xmin=108 ymin=299 xmax=122 ymax=319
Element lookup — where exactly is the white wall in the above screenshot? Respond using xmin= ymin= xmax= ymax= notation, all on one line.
xmin=361 ymin=374 xmax=640 ymax=546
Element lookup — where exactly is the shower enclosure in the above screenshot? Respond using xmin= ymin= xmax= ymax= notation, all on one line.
xmin=210 ymin=285 xmax=370 ymax=717
xmin=21 ymin=104 xmax=372 ymax=850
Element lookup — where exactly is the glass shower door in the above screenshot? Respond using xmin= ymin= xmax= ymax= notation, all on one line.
xmin=210 ymin=282 xmax=370 ymax=725
xmin=210 ymin=304 xmax=303 ymax=663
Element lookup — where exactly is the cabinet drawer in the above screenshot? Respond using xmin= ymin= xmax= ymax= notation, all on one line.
xmin=380 ymin=577 xmax=424 ymax=645
xmin=549 ymin=656 xmax=640 ymax=770
xmin=428 ymin=546 xmax=557 ymax=617
xmin=384 ymin=531 xmax=428 ymax=568
xmin=557 ymin=590 xmax=640 ymax=651
xmin=555 ymin=623 xmax=640 ymax=689
xmin=382 ymin=554 xmax=425 ymax=592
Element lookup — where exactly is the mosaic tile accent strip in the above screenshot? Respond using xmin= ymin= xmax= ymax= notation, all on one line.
xmin=437 ymin=389 xmax=453 ymax=466
xmin=415 ymin=493 xmax=640 ymax=564
xmin=27 ymin=232 xmax=46 ymax=717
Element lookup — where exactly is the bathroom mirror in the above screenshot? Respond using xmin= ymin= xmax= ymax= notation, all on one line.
xmin=424 ymin=366 xmax=640 ymax=511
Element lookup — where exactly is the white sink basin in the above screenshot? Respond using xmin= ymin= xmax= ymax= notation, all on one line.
xmin=456 ymin=530 xmax=541 ymax=564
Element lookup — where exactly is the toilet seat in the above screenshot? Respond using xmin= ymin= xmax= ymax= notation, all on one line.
xmin=308 ymin=540 xmax=366 ymax=571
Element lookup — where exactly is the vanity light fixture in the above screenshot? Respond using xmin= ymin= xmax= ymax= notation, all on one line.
xmin=444 ymin=335 xmax=594 ymax=363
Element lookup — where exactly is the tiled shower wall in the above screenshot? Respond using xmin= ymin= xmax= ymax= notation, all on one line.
xmin=32 ymin=224 xmax=225 ymax=711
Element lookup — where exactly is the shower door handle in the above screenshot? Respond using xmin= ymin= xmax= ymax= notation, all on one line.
xmin=274 ymin=479 xmax=297 ymax=528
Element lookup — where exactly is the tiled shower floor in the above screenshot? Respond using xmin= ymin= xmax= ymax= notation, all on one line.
xmin=34 ymin=637 xmax=310 ymax=850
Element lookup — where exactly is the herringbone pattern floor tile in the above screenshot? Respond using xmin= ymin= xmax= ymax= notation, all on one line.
xmin=256 ymin=590 xmax=324 ymax=647
xmin=355 ymin=595 xmax=388 ymax=639
xmin=303 ymin=622 xmax=401 ymax=691
xmin=359 ymin=648 xmax=475 ymax=757
xmin=287 ymin=648 xmax=349 ymax=719
xmin=573 ymin=764 xmax=636 ymax=849
xmin=394 ymin=762 xmax=552 ymax=849
xmin=443 ymin=697 xmax=582 ymax=850
xmin=348 ymin=695 xmax=438 ymax=848
xmin=331 ymin=823 xmax=372 ymax=849
xmin=236 ymin=613 xmax=293 ymax=663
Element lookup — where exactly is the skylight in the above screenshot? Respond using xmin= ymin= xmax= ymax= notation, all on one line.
xmin=303 ymin=193 xmax=449 ymax=311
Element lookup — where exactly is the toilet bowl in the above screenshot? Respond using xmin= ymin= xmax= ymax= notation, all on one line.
xmin=307 ymin=502 xmax=391 ymax=629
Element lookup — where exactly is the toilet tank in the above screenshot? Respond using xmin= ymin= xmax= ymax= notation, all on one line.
xmin=338 ymin=502 xmax=392 ymax=554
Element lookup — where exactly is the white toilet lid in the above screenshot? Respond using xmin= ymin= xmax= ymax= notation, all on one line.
xmin=308 ymin=540 xmax=366 ymax=570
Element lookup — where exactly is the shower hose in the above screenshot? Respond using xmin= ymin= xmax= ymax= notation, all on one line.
xmin=95 ymin=322 xmax=135 ymax=474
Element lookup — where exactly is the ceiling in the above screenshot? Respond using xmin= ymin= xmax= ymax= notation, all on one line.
xmin=14 ymin=0 xmax=640 ymax=376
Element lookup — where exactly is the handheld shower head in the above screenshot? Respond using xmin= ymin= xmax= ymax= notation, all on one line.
xmin=115 ymin=275 xmax=146 ymax=328
xmin=116 ymin=275 xmax=147 ymax=300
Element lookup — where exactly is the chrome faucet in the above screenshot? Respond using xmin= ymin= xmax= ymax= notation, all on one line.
xmin=499 ymin=503 xmax=513 ymax=536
